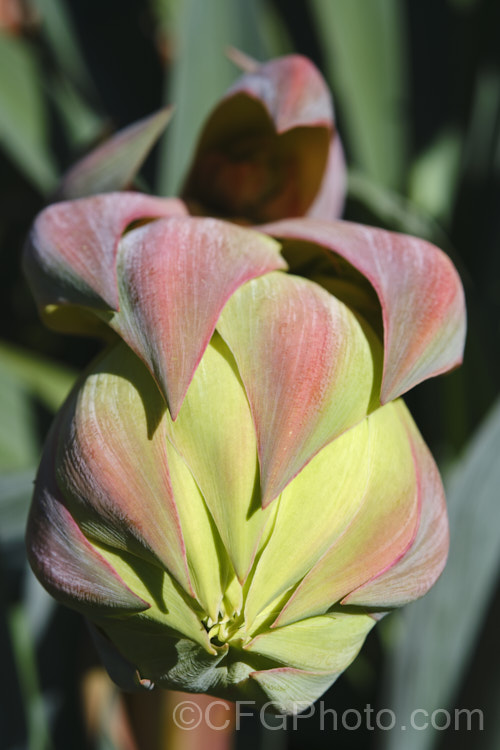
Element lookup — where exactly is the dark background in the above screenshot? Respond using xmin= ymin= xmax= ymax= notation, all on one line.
xmin=1 ymin=1 xmax=499 ymax=748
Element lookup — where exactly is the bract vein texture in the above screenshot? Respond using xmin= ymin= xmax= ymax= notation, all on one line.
xmin=24 ymin=55 xmax=466 ymax=714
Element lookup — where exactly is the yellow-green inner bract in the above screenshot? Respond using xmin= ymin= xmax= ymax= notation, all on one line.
xmin=32 ymin=272 xmax=434 ymax=713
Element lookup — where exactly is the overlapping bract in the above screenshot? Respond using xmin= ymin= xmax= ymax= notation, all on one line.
xmin=24 ymin=55 xmax=466 ymax=713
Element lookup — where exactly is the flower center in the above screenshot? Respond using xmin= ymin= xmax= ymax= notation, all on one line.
xmin=204 ymin=607 xmax=246 ymax=647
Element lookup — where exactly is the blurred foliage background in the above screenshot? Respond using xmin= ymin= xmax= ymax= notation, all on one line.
xmin=1 ymin=0 xmax=500 ymax=748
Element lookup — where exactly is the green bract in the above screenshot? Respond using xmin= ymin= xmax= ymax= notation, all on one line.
xmin=24 ymin=56 xmax=466 ymax=714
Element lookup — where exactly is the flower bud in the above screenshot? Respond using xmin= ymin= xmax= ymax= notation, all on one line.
xmin=24 ymin=193 xmax=465 ymax=712
xmin=181 ymin=54 xmax=346 ymax=222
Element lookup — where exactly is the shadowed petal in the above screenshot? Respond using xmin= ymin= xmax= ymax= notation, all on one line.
xmin=112 ymin=217 xmax=286 ymax=417
xmin=55 ymin=108 xmax=173 ymax=200
xmin=55 ymin=344 xmax=193 ymax=595
xmin=27 ymin=422 xmax=150 ymax=617
xmin=24 ymin=192 xmax=187 ymax=314
xmin=182 ymin=55 xmax=334 ymax=222
xmin=261 ymin=219 xmax=466 ymax=402
xmin=343 ymin=401 xmax=449 ymax=607
xmin=217 ymin=272 xmax=381 ymax=507
xmin=307 ymin=135 xmax=347 ymax=220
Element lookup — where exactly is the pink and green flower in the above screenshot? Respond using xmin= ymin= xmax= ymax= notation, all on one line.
xmin=24 ymin=55 xmax=466 ymax=714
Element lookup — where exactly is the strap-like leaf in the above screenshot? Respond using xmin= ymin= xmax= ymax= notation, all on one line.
xmin=55 ymin=108 xmax=173 ymax=200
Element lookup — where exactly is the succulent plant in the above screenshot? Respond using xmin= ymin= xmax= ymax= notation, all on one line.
xmin=24 ymin=55 xmax=466 ymax=714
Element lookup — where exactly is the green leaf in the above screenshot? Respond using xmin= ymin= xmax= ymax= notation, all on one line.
xmin=48 ymin=73 xmax=103 ymax=151
xmin=56 ymin=108 xmax=173 ymax=200
xmin=156 ymin=0 xmax=273 ymax=195
xmin=0 ymin=346 xmax=74 ymax=520
xmin=0 ymin=33 xmax=58 ymax=192
xmin=348 ymin=170 xmax=452 ymax=249
xmin=0 ymin=367 xmax=39 ymax=472
xmin=310 ymin=0 xmax=408 ymax=189
xmin=381 ymin=398 xmax=500 ymax=750
xmin=0 ymin=342 xmax=76 ymax=413
xmin=408 ymin=129 xmax=462 ymax=224
xmin=5 ymin=602 xmax=54 ymax=750
xmin=33 ymin=0 xmax=95 ymax=93
xmin=463 ymin=68 xmax=500 ymax=181
xmin=0 ymin=469 xmax=35 ymax=543
xmin=33 ymin=0 xmax=104 ymax=156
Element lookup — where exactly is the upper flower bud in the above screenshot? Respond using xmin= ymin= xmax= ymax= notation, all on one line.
xmin=181 ymin=55 xmax=346 ymax=223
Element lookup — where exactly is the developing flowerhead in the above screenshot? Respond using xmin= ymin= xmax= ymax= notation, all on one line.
xmin=23 ymin=55 xmax=466 ymax=714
